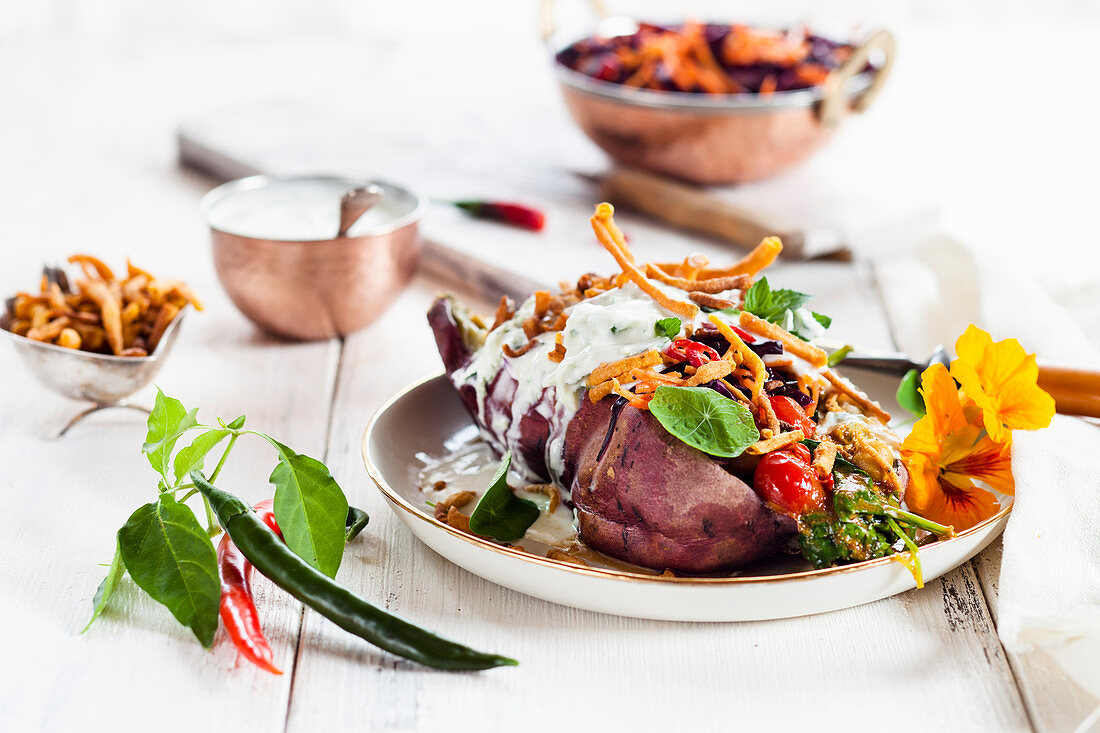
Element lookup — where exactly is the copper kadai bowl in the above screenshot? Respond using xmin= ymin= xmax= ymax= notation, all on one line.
xmin=544 ymin=7 xmax=896 ymax=185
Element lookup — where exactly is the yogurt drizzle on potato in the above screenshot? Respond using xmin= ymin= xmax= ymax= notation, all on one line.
xmin=426 ymin=204 xmax=947 ymax=576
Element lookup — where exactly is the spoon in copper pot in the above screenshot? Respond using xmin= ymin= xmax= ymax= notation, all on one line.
xmin=337 ymin=184 xmax=384 ymax=238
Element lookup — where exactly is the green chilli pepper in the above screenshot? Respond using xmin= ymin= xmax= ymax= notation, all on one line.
xmin=191 ymin=471 xmax=517 ymax=671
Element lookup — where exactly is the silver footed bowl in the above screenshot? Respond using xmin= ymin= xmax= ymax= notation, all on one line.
xmin=0 ymin=311 xmax=187 ymax=435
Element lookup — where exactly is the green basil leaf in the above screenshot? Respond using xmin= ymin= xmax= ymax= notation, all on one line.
xmin=896 ymin=369 xmax=927 ymax=417
xmin=172 ymin=415 xmax=245 ymax=484
xmin=812 ymin=311 xmax=832 ymax=329
xmin=743 ymin=278 xmax=812 ymax=323
xmin=117 ymin=494 xmax=220 ymax=647
xmin=826 ymin=344 xmax=852 ymax=368
xmin=143 ymin=388 xmax=198 ymax=482
xmin=648 ymin=386 xmax=760 ymax=458
xmin=345 ymin=506 xmax=370 ymax=543
xmin=654 ymin=317 xmax=682 ymax=338
xmin=468 ymin=451 xmax=540 ymax=542
xmin=82 ymin=538 xmax=125 ymax=633
xmin=268 ymin=439 xmax=349 ymax=578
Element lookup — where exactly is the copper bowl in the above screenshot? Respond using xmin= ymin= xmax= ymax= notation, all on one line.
xmin=546 ymin=11 xmax=895 ymax=185
xmin=202 ymin=175 xmax=425 ymax=341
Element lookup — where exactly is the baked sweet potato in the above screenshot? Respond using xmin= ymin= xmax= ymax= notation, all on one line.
xmin=429 ymin=294 xmax=797 ymax=572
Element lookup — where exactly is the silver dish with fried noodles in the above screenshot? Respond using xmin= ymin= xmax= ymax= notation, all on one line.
xmin=365 ymin=201 xmax=1007 ymax=616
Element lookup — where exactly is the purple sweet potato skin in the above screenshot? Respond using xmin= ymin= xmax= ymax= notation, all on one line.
xmin=563 ymin=398 xmax=797 ymax=573
xmin=428 ymin=297 xmax=553 ymax=481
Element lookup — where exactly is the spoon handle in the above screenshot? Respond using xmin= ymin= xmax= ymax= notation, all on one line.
xmin=1037 ymin=364 xmax=1100 ymax=418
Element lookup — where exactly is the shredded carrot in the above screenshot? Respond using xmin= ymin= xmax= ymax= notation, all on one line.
xmin=699 ymin=236 xmax=783 ymax=278
xmin=738 ymin=312 xmax=828 ymax=367
xmin=591 ymin=204 xmax=699 ymax=320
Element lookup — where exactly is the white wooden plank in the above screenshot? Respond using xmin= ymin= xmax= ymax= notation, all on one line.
xmin=286 ymin=264 xmax=1030 ymax=732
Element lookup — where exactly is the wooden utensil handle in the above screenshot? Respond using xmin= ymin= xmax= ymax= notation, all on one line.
xmin=598 ymin=167 xmax=806 ymax=256
xmin=1038 ymin=364 xmax=1100 ymax=418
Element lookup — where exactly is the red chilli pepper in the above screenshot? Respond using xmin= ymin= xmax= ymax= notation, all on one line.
xmin=665 ymin=338 xmax=721 ymax=367
xmin=453 ymin=200 xmax=546 ymax=231
xmin=218 ymin=499 xmax=283 ymax=675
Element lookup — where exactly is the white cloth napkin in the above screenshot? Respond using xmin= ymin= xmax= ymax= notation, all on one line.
xmin=879 ymin=235 xmax=1100 ymax=722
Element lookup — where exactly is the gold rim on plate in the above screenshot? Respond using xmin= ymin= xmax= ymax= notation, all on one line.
xmin=362 ymin=372 xmax=1012 ymax=586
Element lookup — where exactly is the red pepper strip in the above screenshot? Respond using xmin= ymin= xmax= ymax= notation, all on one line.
xmin=768 ymin=394 xmax=816 ymax=438
xmin=665 ymin=338 xmax=721 ymax=367
xmin=453 ymin=201 xmax=546 ymax=231
xmin=731 ymin=325 xmax=755 ymax=343
xmin=218 ymin=499 xmax=283 ymax=675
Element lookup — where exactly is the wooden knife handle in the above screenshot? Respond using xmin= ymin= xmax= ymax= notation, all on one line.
xmin=1037 ymin=364 xmax=1100 ymax=418
xmin=597 ymin=167 xmax=807 ymax=257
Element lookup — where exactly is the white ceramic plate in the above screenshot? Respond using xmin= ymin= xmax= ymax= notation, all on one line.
xmin=363 ymin=372 xmax=1010 ymax=622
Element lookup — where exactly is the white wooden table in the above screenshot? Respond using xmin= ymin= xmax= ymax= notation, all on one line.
xmin=1 ymin=26 xmax=1097 ymax=733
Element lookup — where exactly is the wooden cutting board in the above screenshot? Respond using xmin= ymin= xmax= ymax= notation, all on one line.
xmin=177 ymin=56 xmax=936 ymax=295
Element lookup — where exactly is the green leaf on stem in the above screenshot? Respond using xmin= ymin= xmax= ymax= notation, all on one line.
xmin=268 ymin=440 xmax=349 ymax=578
xmin=143 ymin=388 xmax=198 ymax=482
xmin=648 ymin=385 xmax=759 ymax=458
xmin=117 ymin=494 xmax=221 ymax=647
xmin=896 ymin=369 xmax=927 ymax=417
xmin=82 ymin=538 xmax=125 ymax=633
xmin=468 ymin=452 xmax=539 ymax=542
xmin=172 ymin=415 xmax=245 ymax=484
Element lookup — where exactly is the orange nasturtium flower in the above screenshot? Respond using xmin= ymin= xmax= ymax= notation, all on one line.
xmin=949 ymin=324 xmax=1056 ymax=443
xmin=901 ymin=363 xmax=1015 ymax=531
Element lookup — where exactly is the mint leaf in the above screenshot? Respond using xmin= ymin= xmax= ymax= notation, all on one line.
xmin=648 ymin=386 xmax=760 ymax=458
xmin=654 ymin=317 xmax=682 ymax=338
xmin=743 ymin=278 xmax=811 ymax=323
xmin=896 ymin=369 xmax=926 ymax=417
xmin=345 ymin=506 xmax=370 ymax=543
xmin=82 ymin=538 xmax=125 ymax=633
xmin=267 ymin=440 xmax=348 ymax=578
xmin=143 ymin=388 xmax=198 ymax=483
xmin=468 ymin=452 xmax=540 ymax=542
xmin=117 ymin=494 xmax=220 ymax=647
xmin=812 ymin=312 xmax=832 ymax=329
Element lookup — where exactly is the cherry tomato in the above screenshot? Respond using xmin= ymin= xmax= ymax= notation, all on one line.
xmin=768 ymin=394 xmax=816 ymax=437
xmin=753 ymin=449 xmax=827 ymax=515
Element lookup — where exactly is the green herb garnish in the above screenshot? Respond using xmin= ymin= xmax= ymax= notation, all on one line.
xmin=654 ymin=317 xmax=682 ymax=338
xmin=648 ymin=386 xmax=759 ymax=458
xmin=743 ymin=278 xmax=831 ymax=340
xmin=896 ymin=369 xmax=927 ymax=417
xmin=468 ymin=451 xmax=540 ymax=542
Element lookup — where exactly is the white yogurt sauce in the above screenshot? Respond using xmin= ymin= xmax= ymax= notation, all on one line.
xmin=206 ymin=178 xmax=412 ymax=240
xmin=449 ymin=279 xmax=830 ymax=485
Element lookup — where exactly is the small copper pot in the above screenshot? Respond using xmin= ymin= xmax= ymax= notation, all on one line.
xmin=544 ymin=7 xmax=895 ymax=185
xmin=202 ymin=175 xmax=425 ymax=341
